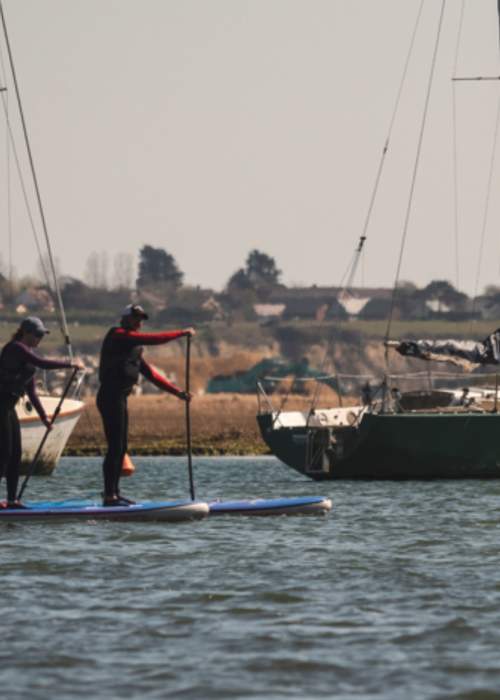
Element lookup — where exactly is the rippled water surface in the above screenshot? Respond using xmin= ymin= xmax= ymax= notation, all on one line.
xmin=3 ymin=456 xmax=500 ymax=699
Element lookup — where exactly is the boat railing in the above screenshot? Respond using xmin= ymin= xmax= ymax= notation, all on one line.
xmin=256 ymin=370 xmax=500 ymax=420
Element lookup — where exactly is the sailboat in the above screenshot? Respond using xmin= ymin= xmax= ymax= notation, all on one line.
xmin=257 ymin=1 xmax=500 ymax=480
xmin=0 ymin=2 xmax=84 ymax=474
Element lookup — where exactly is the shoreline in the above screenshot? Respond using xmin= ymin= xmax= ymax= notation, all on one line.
xmin=64 ymin=440 xmax=271 ymax=458
xmin=64 ymin=393 xmax=290 ymax=457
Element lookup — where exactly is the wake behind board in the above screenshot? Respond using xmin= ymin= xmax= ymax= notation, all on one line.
xmin=208 ymin=495 xmax=332 ymax=517
xmin=0 ymin=499 xmax=209 ymax=523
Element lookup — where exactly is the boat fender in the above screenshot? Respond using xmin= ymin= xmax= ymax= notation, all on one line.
xmin=121 ymin=453 xmax=136 ymax=476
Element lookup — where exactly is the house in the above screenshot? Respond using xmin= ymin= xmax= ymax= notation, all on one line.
xmin=268 ymin=286 xmax=394 ymax=320
xmin=14 ymin=287 xmax=55 ymax=313
xmin=253 ymin=303 xmax=286 ymax=321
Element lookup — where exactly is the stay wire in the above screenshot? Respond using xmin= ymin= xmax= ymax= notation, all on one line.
xmin=0 ymin=43 xmax=11 ymax=288
xmin=0 ymin=1 xmax=73 ymax=359
xmin=472 ymin=99 xmax=500 ymax=306
xmin=307 ymin=0 xmax=426 ymax=417
xmin=471 ymin=27 xmax=500 ymax=311
xmin=0 ymin=77 xmax=51 ymax=291
xmin=451 ymin=0 xmax=466 ymax=291
xmin=385 ymin=0 xmax=447 ymax=348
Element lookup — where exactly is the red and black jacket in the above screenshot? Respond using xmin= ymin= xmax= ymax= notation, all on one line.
xmin=98 ymin=327 xmax=186 ymax=396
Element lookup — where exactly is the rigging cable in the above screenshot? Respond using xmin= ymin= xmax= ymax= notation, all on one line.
xmin=0 ymin=87 xmax=52 ymax=291
xmin=384 ymin=0 xmax=447 ymax=347
xmin=0 ymin=27 xmax=13 ymax=288
xmin=306 ymin=0 xmax=426 ymax=418
xmin=0 ymin=1 xmax=73 ymax=358
xmin=471 ymin=97 xmax=500 ymax=307
xmin=0 ymin=39 xmax=51 ymax=290
xmin=451 ymin=0 xmax=466 ymax=290
xmin=470 ymin=38 xmax=500 ymax=310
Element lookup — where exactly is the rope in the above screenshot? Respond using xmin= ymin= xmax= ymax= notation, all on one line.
xmin=385 ymin=0 xmax=447 ymax=347
xmin=0 ymin=1 xmax=73 ymax=358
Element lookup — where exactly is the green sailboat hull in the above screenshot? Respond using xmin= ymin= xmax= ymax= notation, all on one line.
xmin=257 ymin=411 xmax=500 ymax=480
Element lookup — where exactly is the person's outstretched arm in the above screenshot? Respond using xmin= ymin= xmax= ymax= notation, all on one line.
xmin=111 ymin=327 xmax=193 ymax=348
xmin=14 ymin=342 xmax=75 ymax=371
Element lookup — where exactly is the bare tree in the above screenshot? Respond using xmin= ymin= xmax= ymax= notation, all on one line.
xmin=85 ymin=251 xmax=109 ymax=289
xmin=112 ymin=252 xmax=135 ymax=290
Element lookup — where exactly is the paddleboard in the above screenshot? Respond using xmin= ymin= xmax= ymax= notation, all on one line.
xmin=208 ymin=495 xmax=332 ymax=516
xmin=0 ymin=499 xmax=209 ymax=523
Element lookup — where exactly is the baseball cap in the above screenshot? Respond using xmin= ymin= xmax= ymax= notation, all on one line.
xmin=121 ymin=304 xmax=149 ymax=320
xmin=20 ymin=316 xmax=50 ymax=336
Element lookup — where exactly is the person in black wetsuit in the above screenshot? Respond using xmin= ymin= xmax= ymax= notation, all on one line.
xmin=0 ymin=317 xmax=84 ymax=509
xmin=97 ymin=304 xmax=194 ymax=507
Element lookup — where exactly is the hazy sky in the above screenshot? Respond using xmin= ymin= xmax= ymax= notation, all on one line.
xmin=1 ymin=0 xmax=500 ymax=295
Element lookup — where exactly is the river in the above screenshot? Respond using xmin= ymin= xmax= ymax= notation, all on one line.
xmin=2 ymin=456 xmax=500 ymax=699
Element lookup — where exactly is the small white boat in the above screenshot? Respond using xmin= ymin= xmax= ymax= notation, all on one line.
xmin=18 ymin=395 xmax=84 ymax=475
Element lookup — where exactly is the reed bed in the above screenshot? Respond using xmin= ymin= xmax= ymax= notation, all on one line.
xmin=66 ymin=389 xmax=344 ymax=456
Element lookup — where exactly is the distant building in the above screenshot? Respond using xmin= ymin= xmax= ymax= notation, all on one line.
xmin=14 ymin=287 xmax=55 ymax=314
xmin=253 ymin=303 xmax=286 ymax=321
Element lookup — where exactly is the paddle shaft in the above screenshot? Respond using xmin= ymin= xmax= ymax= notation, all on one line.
xmin=18 ymin=368 xmax=78 ymax=500
xmin=185 ymin=334 xmax=195 ymax=500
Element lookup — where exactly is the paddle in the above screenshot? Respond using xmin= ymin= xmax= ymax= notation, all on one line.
xmin=18 ymin=367 xmax=79 ymax=500
xmin=185 ymin=334 xmax=195 ymax=500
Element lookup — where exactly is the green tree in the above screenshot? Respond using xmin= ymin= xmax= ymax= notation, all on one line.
xmin=227 ymin=268 xmax=254 ymax=293
xmin=246 ymin=249 xmax=281 ymax=288
xmin=137 ymin=245 xmax=183 ymax=291
xmin=420 ymin=280 xmax=468 ymax=309
xmin=226 ymin=249 xmax=281 ymax=302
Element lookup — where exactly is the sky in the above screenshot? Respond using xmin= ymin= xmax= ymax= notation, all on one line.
xmin=1 ymin=0 xmax=500 ymax=296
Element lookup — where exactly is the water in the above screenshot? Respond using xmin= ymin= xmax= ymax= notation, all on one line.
xmin=2 ymin=457 xmax=500 ymax=699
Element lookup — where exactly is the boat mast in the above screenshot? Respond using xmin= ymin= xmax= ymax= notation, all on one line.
xmin=0 ymin=1 xmax=73 ymax=359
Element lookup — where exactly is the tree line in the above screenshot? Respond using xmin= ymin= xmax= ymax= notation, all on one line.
xmin=0 ymin=244 xmax=497 ymax=324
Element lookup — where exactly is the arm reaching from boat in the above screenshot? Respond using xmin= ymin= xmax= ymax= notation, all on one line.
xmin=385 ymin=328 xmax=500 ymax=369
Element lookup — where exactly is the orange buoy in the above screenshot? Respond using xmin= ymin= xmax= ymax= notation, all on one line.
xmin=121 ymin=453 xmax=136 ymax=477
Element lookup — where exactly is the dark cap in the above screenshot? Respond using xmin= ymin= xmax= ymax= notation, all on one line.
xmin=20 ymin=316 xmax=50 ymax=336
xmin=121 ymin=304 xmax=149 ymax=321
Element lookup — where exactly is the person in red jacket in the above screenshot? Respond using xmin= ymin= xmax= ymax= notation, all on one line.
xmin=97 ymin=304 xmax=194 ymax=506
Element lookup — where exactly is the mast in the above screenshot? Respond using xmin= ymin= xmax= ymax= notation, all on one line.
xmin=0 ymin=0 xmax=73 ymax=359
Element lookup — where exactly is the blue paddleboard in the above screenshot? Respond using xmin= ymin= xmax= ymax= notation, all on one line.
xmin=0 ymin=499 xmax=209 ymax=523
xmin=208 ymin=495 xmax=332 ymax=516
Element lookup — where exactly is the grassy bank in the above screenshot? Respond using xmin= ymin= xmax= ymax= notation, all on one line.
xmin=65 ymin=391 xmax=342 ymax=457
xmin=65 ymin=393 xmax=281 ymax=457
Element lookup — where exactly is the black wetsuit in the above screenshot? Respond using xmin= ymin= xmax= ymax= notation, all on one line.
xmin=0 ymin=341 xmax=71 ymax=502
xmin=97 ymin=327 xmax=185 ymax=500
